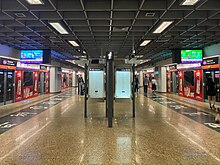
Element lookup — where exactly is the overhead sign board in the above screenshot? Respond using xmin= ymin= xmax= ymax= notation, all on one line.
xmin=202 ymin=57 xmax=219 ymax=66
xmin=0 ymin=58 xmax=17 ymax=70
xmin=0 ymin=58 xmax=17 ymax=66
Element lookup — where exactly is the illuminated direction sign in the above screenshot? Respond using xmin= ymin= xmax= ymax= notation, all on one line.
xmin=151 ymin=96 xmax=220 ymax=133
xmin=0 ymin=91 xmax=75 ymax=134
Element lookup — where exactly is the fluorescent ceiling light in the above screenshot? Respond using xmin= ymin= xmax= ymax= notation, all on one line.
xmin=140 ymin=40 xmax=151 ymax=46
xmin=153 ymin=21 xmax=173 ymax=33
xmin=136 ymin=55 xmax=144 ymax=58
xmin=49 ymin=22 xmax=68 ymax=34
xmin=26 ymin=0 xmax=44 ymax=5
xmin=181 ymin=0 xmax=199 ymax=5
xmin=69 ymin=41 xmax=79 ymax=47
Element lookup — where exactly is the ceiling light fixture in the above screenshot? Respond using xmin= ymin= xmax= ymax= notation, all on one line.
xmin=136 ymin=55 xmax=144 ymax=58
xmin=181 ymin=0 xmax=200 ymax=5
xmin=68 ymin=41 xmax=79 ymax=47
xmin=140 ymin=40 xmax=151 ymax=47
xmin=49 ymin=22 xmax=69 ymax=34
xmin=153 ymin=21 xmax=173 ymax=33
xmin=26 ymin=0 xmax=44 ymax=5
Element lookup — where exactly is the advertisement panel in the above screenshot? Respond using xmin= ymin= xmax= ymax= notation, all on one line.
xmin=115 ymin=69 xmax=131 ymax=98
xmin=45 ymin=72 xmax=49 ymax=93
xmin=33 ymin=71 xmax=38 ymax=96
xmin=15 ymin=70 xmax=23 ymax=102
xmin=178 ymin=71 xmax=184 ymax=96
xmin=167 ymin=72 xmax=171 ymax=93
xmin=194 ymin=70 xmax=203 ymax=101
xmin=89 ymin=70 xmax=105 ymax=98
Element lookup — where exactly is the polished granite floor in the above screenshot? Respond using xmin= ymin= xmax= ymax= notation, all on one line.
xmin=0 ymin=89 xmax=220 ymax=165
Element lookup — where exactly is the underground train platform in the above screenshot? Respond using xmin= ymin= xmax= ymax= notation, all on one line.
xmin=1 ymin=0 xmax=220 ymax=164
xmin=0 ymin=88 xmax=219 ymax=165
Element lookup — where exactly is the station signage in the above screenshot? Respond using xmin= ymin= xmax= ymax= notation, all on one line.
xmin=89 ymin=68 xmax=103 ymax=71
xmin=116 ymin=68 xmax=130 ymax=71
xmin=202 ymin=57 xmax=219 ymax=65
xmin=0 ymin=58 xmax=17 ymax=66
xmin=177 ymin=63 xmax=201 ymax=70
xmin=40 ymin=65 xmax=47 ymax=70
xmin=0 ymin=58 xmax=17 ymax=70
xmin=144 ymin=68 xmax=154 ymax=73
xmin=40 ymin=65 xmax=49 ymax=72
xmin=16 ymin=62 xmax=40 ymax=70
xmin=202 ymin=57 xmax=220 ymax=69
xmin=169 ymin=65 xmax=177 ymax=71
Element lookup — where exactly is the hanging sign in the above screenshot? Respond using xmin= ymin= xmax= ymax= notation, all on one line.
xmin=202 ymin=57 xmax=219 ymax=69
xmin=0 ymin=58 xmax=17 ymax=69
xmin=15 ymin=70 xmax=23 ymax=102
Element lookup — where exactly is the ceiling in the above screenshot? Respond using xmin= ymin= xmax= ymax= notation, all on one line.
xmin=0 ymin=0 xmax=220 ymax=63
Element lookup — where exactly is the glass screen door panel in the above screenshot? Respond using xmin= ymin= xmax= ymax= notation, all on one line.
xmin=6 ymin=71 xmax=14 ymax=104
xmin=0 ymin=71 xmax=4 ymax=105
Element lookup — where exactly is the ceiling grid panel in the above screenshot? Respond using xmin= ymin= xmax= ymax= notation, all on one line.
xmin=0 ymin=0 xmax=218 ymax=62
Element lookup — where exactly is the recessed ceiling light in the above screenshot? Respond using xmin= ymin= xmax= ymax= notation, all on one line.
xmin=26 ymin=0 xmax=44 ymax=5
xmin=49 ymin=22 xmax=69 ymax=34
xmin=181 ymin=0 xmax=200 ymax=5
xmin=140 ymin=40 xmax=151 ymax=47
xmin=153 ymin=21 xmax=173 ymax=33
xmin=68 ymin=41 xmax=79 ymax=47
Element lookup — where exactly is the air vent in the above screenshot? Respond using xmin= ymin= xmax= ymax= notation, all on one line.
xmin=15 ymin=13 xmax=26 ymax=18
xmin=145 ymin=12 xmax=155 ymax=17
xmin=113 ymin=27 xmax=129 ymax=32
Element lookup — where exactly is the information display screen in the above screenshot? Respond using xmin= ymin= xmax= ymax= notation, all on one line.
xmin=20 ymin=50 xmax=43 ymax=64
xmin=89 ymin=70 xmax=105 ymax=98
xmin=115 ymin=70 xmax=131 ymax=98
xmin=181 ymin=50 xmax=203 ymax=63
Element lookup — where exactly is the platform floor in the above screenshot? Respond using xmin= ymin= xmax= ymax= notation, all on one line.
xmin=0 ymin=88 xmax=219 ymax=165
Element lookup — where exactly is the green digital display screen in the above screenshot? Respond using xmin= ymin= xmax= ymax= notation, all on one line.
xmin=181 ymin=50 xmax=203 ymax=63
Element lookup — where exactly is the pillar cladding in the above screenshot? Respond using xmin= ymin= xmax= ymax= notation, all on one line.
xmin=139 ymin=70 xmax=143 ymax=87
xmin=72 ymin=71 xmax=77 ymax=87
xmin=50 ymin=66 xmax=62 ymax=93
xmin=84 ymin=64 xmax=88 ymax=118
xmin=155 ymin=66 xmax=167 ymax=92
xmin=132 ymin=65 xmax=136 ymax=118
xmin=106 ymin=52 xmax=114 ymax=128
